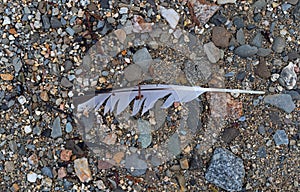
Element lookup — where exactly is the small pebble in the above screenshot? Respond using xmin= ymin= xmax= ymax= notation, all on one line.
xmin=273 ymin=130 xmax=289 ymax=146
xmin=27 ymin=172 xmax=38 ymax=183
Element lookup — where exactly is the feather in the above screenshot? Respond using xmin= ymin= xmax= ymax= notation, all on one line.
xmin=76 ymin=84 xmax=265 ymax=116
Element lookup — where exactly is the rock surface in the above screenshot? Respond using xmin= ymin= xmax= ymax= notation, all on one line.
xmin=205 ymin=148 xmax=245 ymax=191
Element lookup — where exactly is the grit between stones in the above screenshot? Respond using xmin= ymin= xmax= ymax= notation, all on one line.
xmin=0 ymin=0 xmax=299 ymax=191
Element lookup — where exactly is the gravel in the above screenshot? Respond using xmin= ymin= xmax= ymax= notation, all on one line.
xmin=0 ymin=1 xmax=299 ymax=191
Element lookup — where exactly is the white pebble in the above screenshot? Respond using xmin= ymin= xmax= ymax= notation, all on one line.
xmin=3 ymin=16 xmax=11 ymax=25
xmin=18 ymin=95 xmax=26 ymax=105
xmin=24 ymin=125 xmax=32 ymax=134
xmin=27 ymin=172 xmax=38 ymax=183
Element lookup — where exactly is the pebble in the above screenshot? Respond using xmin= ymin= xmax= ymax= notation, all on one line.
xmin=27 ymin=172 xmax=38 ymax=183
xmin=258 ymin=125 xmax=266 ymax=135
xmin=12 ymin=57 xmax=22 ymax=72
xmin=66 ymin=27 xmax=75 ymax=36
xmin=236 ymin=29 xmax=245 ymax=45
xmin=212 ymin=26 xmax=231 ymax=48
xmin=233 ymin=17 xmax=245 ymax=29
xmin=50 ymin=17 xmax=62 ymax=28
xmin=125 ymin=153 xmax=148 ymax=176
xmin=60 ymin=149 xmax=72 ymax=161
xmin=114 ymin=29 xmax=126 ymax=43
xmin=217 ymin=0 xmax=236 ymax=4
xmin=203 ymin=42 xmax=222 ymax=63
xmin=280 ymin=63 xmax=297 ymax=89
xmin=65 ymin=122 xmax=73 ymax=133
xmin=257 ymin=146 xmax=267 ymax=158
xmin=234 ymin=45 xmax=258 ymax=58
xmin=254 ymin=58 xmax=271 ymax=79
xmin=179 ymin=158 xmax=189 ymax=169
xmin=119 ymin=7 xmax=128 ymax=14
xmin=257 ymin=48 xmax=272 ymax=57
xmin=250 ymin=32 xmax=263 ymax=48
xmin=61 ymin=77 xmax=73 ymax=88
xmin=24 ymin=125 xmax=32 ymax=134
xmin=287 ymin=51 xmax=300 ymax=60
xmin=253 ymin=0 xmax=267 ymax=9
xmin=42 ymin=15 xmax=51 ymax=29
xmin=97 ymin=160 xmax=113 ymax=170
xmin=40 ymin=91 xmax=49 ymax=101
xmin=41 ymin=167 xmax=53 ymax=178
xmin=57 ymin=167 xmax=67 ymax=179
xmin=273 ymin=130 xmax=289 ymax=146
xmin=3 ymin=16 xmax=11 ymax=25
xmin=5 ymin=161 xmax=14 ymax=172
xmin=137 ymin=119 xmax=152 ymax=148
xmin=133 ymin=48 xmax=153 ymax=72
xmin=74 ymin=158 xmax=92 ymax=182
xmin=1 ymin=74 xmax=14 ymax=81
xmin=51 ymin=116 xmax=62 ymax=139
xmin=221 ymin=128 xmax=240 ymax=143
xmin=17 ymin=95 xmax=26 ymax=105
xmin=282 ymin=90 xmax=300 ymax=100
xmin=205 ymin=148 xmax=245 ymax=191
xmin=272 ymin=37 xmax=286 ymax=53
xmin=167 ymin=133 xmax=181 ymax=156
xmin=264 ymin=94 xmax=295 ymax=113
xmin=160 ymin=7 xmax=179 ymax=29
xmin=124 ymin=64 xmax=142 ymax=82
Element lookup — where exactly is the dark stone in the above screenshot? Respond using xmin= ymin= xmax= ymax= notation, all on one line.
xmin=236 ymin=71 xmax=247 ymax=81
xmin=41 ymin=167 xmax=53 ymax=178
xmin=254 ymin=58 xmax=271 ymax=79
xmin=257 ymin=146 xmax=267 ymax=158
xmin=233 ymin=16 xmax=245 ymax=29
xmin=100 ymin=0 xmax=110 ymax=9
xmin=65 ymin=140 xmax=85 ymax=156
xmin=41 ymin=128 xmax=51 ymax=137
xmin=287 ymin=51 xmax=300 ymax=60
xmin=210 ymin=13 xmax=227 ymax=26
xmin=253 ymin=13 xmax=262 ymax=22
xmin=221 ymin=128 xmax=240 ymax=143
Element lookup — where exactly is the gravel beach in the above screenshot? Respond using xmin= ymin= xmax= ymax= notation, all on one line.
xmin=0 ymin=0 xmax=299 ymax=191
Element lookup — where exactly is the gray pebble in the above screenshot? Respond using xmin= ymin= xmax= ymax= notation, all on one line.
xmin=236 ymin=29 xmax=245 ymax=45
xmin=51 ymin=116 xmax=62 ymax=139
xmin=203 ymin=42 xmax=222 ymax=63
xmin=258 ymin=125 xmax=266 ymax=135
xmin=233 ymin=17 xmax=244 ymax=29
xmin=125 ymin=153 xmax=148 ymax=176
xmin=264 ymin=94 xmax=295 ymax=113
xmin=273 ymin=130 xmax=289 ymax=146
xmin=272 ymin=37 xmax=285 ymax=53
xmin=61 ymin=77 xmax=73 ymax=88
xmin=12 ymin=57 xmax=22 ymax=72
xmin=124 ymin=64 xmax=142 ymax=82
xmin=252 ymin=0 xmax=267 ymax=9
xmin=41 ymin=167 xmax=53 ymax=178
xmin=257 ymin=48 xmax=272 ymax=57
xmin=42 ymin=15 xmax=50 ymax=29
xmin=282 ymin=90 xmax=300 ymax=100
xmin=66 ymin=27 xmax=75 ymax=36
xmin=167 ymin=133 xmax=181 ymax=156
xmin=281 ymin=3 xmax=292 ymax=12
xmin=257 ymin=146 xmax=267 ymax=158
xmin=205 ymin=148 xmax=245 ymax=191
xmin=234 ymin=45 xmax=258 ymax=58
xmin=250 ymin=32 xmax=263 ymax=48
xmin=133 ymin=48 xmax=153 ymax=72
xmin=50 ymin=17 xmax=62 ymax=28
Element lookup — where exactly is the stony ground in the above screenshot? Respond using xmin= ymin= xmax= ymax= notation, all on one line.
xmin=0 ymin=0 xmax=299 ymax=191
